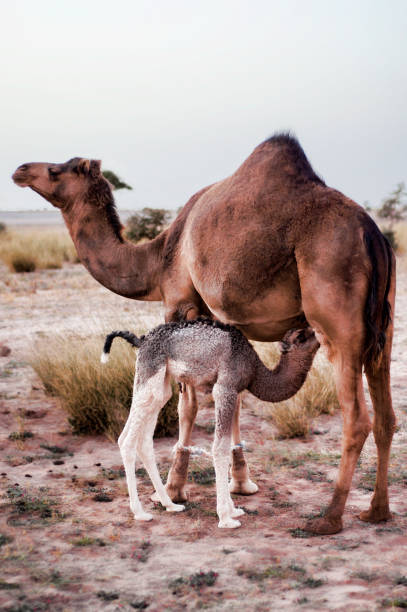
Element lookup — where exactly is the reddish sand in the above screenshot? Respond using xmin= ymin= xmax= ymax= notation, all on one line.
xmin=1 ymin=262 xmax=406 ymax=611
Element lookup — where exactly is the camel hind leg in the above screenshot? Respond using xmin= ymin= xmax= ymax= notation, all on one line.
xmin=360 ymin=309 xmax=396 ymax=523
xmin=299 ymin=270 xmax=372 ymax=534
xmin=305 ymin=343 xmax=372 ymax=534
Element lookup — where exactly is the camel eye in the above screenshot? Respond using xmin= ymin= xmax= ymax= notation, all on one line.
xmin=48 ymin=167 xmax=61 ymax=179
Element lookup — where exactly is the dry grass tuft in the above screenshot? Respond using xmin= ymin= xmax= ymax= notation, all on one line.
xmin=0 ymin=229 xmax=78 ymax=272
xmin=395 ymin=221 xmax=407 ymax=256
xmin=29 ymin=333 xmax=178 ymax=440
xmin=251 ymin=341 xmax=338 ymax=438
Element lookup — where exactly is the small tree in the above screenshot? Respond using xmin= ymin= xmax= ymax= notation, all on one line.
xmin=126 ymin=208 xmax=171 ymax=242
xmin=377 ymin=182 xmax=407 ymax=251
xmin=102 ymin=170 xmax=132 ymax=191
xmin=377 ymin=182 xmax=407 ymax=228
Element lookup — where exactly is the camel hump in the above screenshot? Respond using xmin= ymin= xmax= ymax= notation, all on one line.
xmin=362 ymin=218 xmax=395 ymax=369
xmin=252 ymin=132 xmax=325 ymax=185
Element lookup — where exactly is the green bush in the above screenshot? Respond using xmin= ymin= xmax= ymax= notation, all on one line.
xmin=381 ymin=228 xmax=398 ymax=251
xmin=126 ymin=208 xmax=171 ymax=242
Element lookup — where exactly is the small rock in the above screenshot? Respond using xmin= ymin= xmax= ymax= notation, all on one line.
xmin=0 ymin=344 xmax=11 ymax=357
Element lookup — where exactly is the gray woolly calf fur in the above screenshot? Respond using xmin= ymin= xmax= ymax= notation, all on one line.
xmin=103 ymin=318 xmax=319 ymax=528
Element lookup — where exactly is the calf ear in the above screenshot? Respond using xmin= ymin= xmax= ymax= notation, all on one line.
xmin=90 ymin=159 xmax=101 ymax=178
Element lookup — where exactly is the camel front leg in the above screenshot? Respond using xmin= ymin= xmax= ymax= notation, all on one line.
xmin=229 ymin=396 xmax=259 ymax=495
xmin=165 ymin=385 xmax=198 ymax=502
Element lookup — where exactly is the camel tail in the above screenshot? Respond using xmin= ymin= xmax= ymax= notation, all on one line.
xmin=363 ymin=221 xmax=395 ymax=370
xmin=101 ymin=330 xmax=145 ymax=363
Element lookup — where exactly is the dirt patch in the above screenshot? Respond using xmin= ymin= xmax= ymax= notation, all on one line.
xmin=1 ymin=261 xmax=406 ymax=611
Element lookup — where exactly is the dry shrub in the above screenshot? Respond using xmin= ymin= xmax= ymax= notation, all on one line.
xmin=251 ymin=341 xmax=338 ymax=438
xmin=29 ymin=334 xmax=179 ymax=440
xmin=0 ymin=229 xmax=78 ymax=273
xmin=395 ymin=221 xmax=407 ymax=256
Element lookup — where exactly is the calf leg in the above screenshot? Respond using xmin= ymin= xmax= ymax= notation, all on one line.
xmin=119 ymin=368 xmax=183 ymax=520
xmin=164 ymin=385 xmax=198 ymax=502
xmin=213 ymin=383 xmax=245 ymax=528
xmin=229 ymin=396 xmax=258 ymax=495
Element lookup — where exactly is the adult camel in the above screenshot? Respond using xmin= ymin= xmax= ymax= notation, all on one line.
xmin=13 ymin=133 xmax=395 ymax=535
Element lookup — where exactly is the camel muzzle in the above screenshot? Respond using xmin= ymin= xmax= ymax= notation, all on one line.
xmin=12 ymin=164 xmax=31 ymax=187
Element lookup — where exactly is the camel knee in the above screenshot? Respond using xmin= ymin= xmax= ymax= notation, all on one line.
xmin=343 ymin=423 xmax=371 ymax=453
xmin=373 ymin=414 xmax=397 ymax=445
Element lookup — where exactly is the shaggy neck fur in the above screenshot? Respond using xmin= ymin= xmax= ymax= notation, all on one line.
xmin=63 ymin=179 xmax=165 ymax=300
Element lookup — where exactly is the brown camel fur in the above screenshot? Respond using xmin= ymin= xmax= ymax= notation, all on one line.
xmin=13 ymin=134 xmax=396 ymax=535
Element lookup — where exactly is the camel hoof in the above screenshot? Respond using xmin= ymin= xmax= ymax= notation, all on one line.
xmin=134 ymin=511 xmax=153 ymax=522
xmin=231 ymin=507 xmax=245 ymax=518
xmin=229 ymin=478 xmax=259 ymax=495
xmin=218 ymin=518 xmax=241 ymax=529
xmin=150 ymin=491 xmax=159 ymax=503
xmin=166 ymin=485 xmax=188 ymax=503
xmin=166 ymin=503 xmax=185 ymax=513
xmin=304 ymin=516 xmax=343 ymax=535
xmin=359 ymin=508 xmax=392 ymax=523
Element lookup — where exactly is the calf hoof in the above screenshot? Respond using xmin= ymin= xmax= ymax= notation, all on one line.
xmin=218 ymin=518 xmax=241 ymax=529
xmin=166 ymin=503 xmax=185 ymax=513
xmin=359 ymin=507 xmax=392 ymax=523
xmin=165 ymin=485 xmax=188 ymax=503
xmin=231 ymin=507 xmax=245 ymax=518
xmin=151 ymin=487 xmax=188 ymax=503
xmin=229 ymin=478 xmax=258 ymax=495
xmin=134 ymin=511 xmax=153 ymax=522
xmin=304 ymin=516 xmax=343 ymax=535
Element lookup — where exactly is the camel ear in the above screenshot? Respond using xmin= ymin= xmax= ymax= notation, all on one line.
xmin=77 ymin=159 xmax=91 ymax=175
xmin=90 ymin=159 xmax=101 ymax=178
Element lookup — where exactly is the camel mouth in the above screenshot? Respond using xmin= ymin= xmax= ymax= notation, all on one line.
xmin=12 ymin=168 xmax=30 ymax=187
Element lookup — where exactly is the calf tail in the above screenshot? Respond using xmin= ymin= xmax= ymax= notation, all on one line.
xmin=101 ymin=330 xmax=145 ymax=363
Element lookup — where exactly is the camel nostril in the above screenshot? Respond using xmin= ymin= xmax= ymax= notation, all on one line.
xmin=18 ymin=164 xmax=29 ymax=171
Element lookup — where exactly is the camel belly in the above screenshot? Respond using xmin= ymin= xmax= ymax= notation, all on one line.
xmin=200 ymin=286 xmax=305 ymax=342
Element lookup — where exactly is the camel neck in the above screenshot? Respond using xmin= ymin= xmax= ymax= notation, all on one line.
xmin=248 ymin=351 xmax=315 ymax=403
xmin=62 ymin=201 xmax=165 ymax=300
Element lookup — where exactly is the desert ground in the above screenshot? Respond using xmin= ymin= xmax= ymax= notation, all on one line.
xmin=0 ymin=255 xmax=406 ymax=611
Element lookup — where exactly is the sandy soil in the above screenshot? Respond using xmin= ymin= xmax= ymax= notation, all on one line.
xmin=0 ymin=261 xmax=406 ymax=612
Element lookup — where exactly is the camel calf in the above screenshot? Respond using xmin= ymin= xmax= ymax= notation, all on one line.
xmin=101 ymin=319 xmax=319 ymax=528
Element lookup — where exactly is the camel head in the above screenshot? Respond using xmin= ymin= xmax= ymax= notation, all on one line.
xmin=12 ymin=157 xmax=108 ymax=210
xmin=280 ymin=326 xmax=320 ymax=354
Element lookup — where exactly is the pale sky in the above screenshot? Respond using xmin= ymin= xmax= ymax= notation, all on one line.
xmin=1 ymin=0 xmax=406 ymax=211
